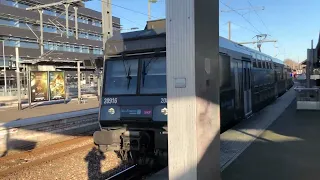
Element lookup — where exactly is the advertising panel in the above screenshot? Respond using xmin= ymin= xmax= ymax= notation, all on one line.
xmin=49 ymin=71 xmax=66 ymax=100
xmin=30 ymin=71 xmax=49 ymax=102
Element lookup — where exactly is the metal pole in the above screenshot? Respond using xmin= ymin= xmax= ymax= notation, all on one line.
xmin=15 ymin=46 xmax=22 ymax=110
xmin=2 ymin=40 xmax=7 ymax=95
xmin=64 ymin=71 xmax=68 ymax=104
xmin=148 ymin=0 xmax=151 ymax=21
xmin=311 ymin=40 xmax=314 ymax=76
xmin=23 ymin=64 xmax=26 ymax=94
xmin=97 ymin=73 xmax=100 ymax=101
xmin=74 ymin=6 xmax=78 ymax=40
xmin=228 ymin=21 xmax=231 ymax=40
xmin=307 ymin=49 xmax=311 ymax=88
xmin=38 ymin=9 xmax=44 ymax=56
xmin=65 ymin=4 xmax=70 ymax=38
xmin=77 ymin=61 xmax=81 ymax=104
xmin=27 ymin=65 xmax=32 ymax=108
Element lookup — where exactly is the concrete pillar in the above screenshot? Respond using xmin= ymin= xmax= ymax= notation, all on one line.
xmin=74 ymin=6 xmax=79 ymax=40
xmin=166 ymin=0 xmax=220 ymax=179
xmin=38 ymin=9 xmax=44 ymax=56
xmin=15 ymin=47 xmax=22 ymax=110
xmin=64 ymin=4 xmax=70 ymax=38
xmin=101 ymin=0 xmax=113 ymax=51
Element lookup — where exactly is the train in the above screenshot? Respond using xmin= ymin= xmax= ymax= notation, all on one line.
xmin=93 ymin=20 xmax=293 ymax=165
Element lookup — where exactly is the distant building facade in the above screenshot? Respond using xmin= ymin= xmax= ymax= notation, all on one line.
xmin=0 ymin=0 xmax=120 ymax=93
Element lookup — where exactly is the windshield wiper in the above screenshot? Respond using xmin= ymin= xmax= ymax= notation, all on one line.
xmin=141 ymin=57 xmax=158 ymax=87
xmin=122 ymin=59 xmax=132 ymax=90
xmin=126 ymin=65 xmax=132 ymax=90
xmin=142 ymin=61 xmax=146 ymax=87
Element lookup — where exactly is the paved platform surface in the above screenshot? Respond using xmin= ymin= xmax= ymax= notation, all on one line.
xmin=148 ymin=87 xmax=298 ymax=180
xmin=0 ymin=99 xmax=99 ymax=123
xmin=0 ymin=94 xmax=97 ymax=108
xmin=222 ymin=99 xmax=320 ymax=180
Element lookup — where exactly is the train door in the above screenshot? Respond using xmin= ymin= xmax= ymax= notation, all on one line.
xmin=231 ymin=59 xmax=243 ymax=119
xmin=274 ymin=68 xmax=278 ymax=98
xmin=243 ymin=60 xmax=252 ymax=117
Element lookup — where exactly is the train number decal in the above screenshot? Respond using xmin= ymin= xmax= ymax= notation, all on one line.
xmin=160 ymin=98 xmax=167 ymax=104
xmin=104 ymin=97 xmax=118 ymax=104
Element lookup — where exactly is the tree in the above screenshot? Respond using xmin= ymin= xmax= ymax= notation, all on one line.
xmin=284 ymin=58 xmax=299 ymax=70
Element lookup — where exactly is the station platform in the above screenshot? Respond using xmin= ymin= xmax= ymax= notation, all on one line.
xmin=0 ymin=99 xmax=99 ymax=123
xmin=222 ymin=97 xmax=320 ymax=179
xmin=149 ymin=87 xmax=320 ymax=180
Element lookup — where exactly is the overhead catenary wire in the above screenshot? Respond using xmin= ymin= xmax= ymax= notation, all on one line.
xmin=220 ymin=0 xmax=262 ymax=34
xmin=247 ymin=1 xmax=270 ymax=33
xmin=112 ymin=12 xmax=144 ymax=28
xmin=97 ymin=0 xmax=160 ymax=19
xmin=231 ymin=22 xmax=260 ymax=34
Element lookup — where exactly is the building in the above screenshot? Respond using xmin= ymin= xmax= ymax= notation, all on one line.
xmin=0 ymin=0 xmax=121 ymax=95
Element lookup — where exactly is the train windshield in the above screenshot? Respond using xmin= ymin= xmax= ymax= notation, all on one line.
xmin=140 ymin=57 xmax=166 ymax=94
xmin=104 ymin=59 xmax=139 ymax=95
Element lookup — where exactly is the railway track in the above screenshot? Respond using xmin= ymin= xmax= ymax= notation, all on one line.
xmin=106 ymin=163 xmax=165 ymax=180
xmin=0 ymin=136 xmax=94 ymax=178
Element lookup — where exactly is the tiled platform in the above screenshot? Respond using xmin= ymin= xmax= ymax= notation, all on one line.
xmin=222 ymin=96 xmax=320 ymax=180
xmin=148 ymin=88 xmax=297 ymax=180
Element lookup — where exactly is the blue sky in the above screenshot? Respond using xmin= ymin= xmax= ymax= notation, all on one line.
xmin=85 ymin=0 xmax=320 ymax=62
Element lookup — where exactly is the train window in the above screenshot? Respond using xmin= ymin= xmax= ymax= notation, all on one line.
xmin=104 ymin=59 xmax=139 ymax=95
xmin=263 ymin=57 xmax=267 ymax=69
xmin=243 ymin=68 xmax=247 ymax=91
xmin=248 ymin=68 xmax=251 ymax=88
xmin=260 ymin=56 xmax=264 ymax=68
xmin=140 ymin=57 xmax=167 ymax=94
xmin=264 ymin=61 xmax=267 ymax=69
xmin=253 ymin=61 xmax=257 ymax=67
xmin=220 ymin=54 xmax=231 ymax=89
xmin=262 ymin=57 xmax=266 ymax=69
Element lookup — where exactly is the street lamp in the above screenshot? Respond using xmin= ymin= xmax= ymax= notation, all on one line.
xmin=148 ymin=0 xmax=158 ymax=21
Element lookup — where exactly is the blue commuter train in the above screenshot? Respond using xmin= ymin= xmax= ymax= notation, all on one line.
xmin=93 ymin=21 xmax=293 ymax=164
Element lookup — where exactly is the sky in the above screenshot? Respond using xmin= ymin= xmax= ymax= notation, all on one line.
xmin=85 ymin=0 xmax=320 ymax=62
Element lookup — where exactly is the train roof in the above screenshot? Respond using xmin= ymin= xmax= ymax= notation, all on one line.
xmin=107 ymin=28 xmax=284 ymax=65
xmin=219 ymin=36 xmax=283 ymax=64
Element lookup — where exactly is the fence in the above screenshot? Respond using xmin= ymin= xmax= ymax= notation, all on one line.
xmin=295 ymin=87 xmax=320 ymax=110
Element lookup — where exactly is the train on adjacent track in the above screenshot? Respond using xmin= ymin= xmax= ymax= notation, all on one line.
xmin=94 ymin=20 xmax=293 ymax=165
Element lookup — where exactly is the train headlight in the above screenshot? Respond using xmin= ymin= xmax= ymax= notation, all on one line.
xmin=108 ymin=108 xmax=115 ymax=115
xmin=161 ymin=107 xmax=168 ymax=115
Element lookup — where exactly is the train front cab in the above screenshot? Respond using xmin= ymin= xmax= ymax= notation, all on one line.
xmin=94 ymin=54 xmax=168 ymax=160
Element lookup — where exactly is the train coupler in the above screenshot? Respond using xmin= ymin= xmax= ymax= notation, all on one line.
xmin=121 ymin=131 xmax=150 ymax=152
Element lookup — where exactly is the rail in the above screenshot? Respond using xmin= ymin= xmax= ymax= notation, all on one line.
xmin=0 ymin=108 xmax=99 ymax=154
xmin=106 ymin=164 xmax=165 ymax=180
xmin=106 ymin=164 xmax=140 ymax=180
